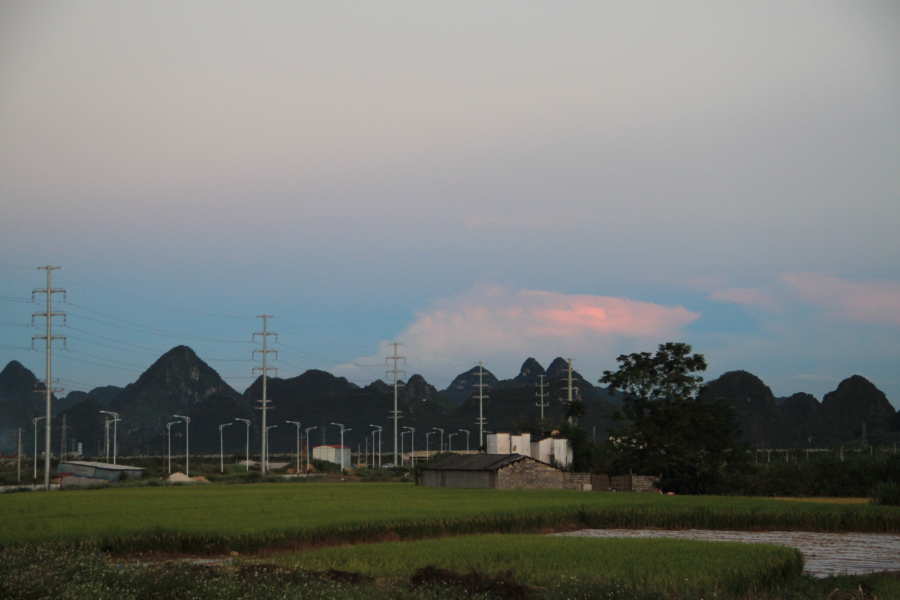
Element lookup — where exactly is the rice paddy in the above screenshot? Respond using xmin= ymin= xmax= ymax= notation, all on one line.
xmin=274 ymin=534 xmax=805 ymax=595
xmin=1 ymin=483 xmax=898 ymax=554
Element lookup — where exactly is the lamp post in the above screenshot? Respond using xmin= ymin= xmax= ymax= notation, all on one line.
xmin=460 ymin=430 xmax=470 ymax=453
xmin=235 ymin=418 xmax=251 ymax=470
xmin=331 ymin=423 xmax=351 ymax=471
xmin=425 ymin=432 xmax=434 ymax=458
xmin=304 ymin=426 xmax=317 ymax=473
xmin=265 ymin=425 xmax=277 ymax=469
xmin=286 ymin=421 xmax=301 ymax=475
xmin=174 ymin=415 xmax=190 ymax=476
xmin=100 ymin=411 xmax=120 ymax=464
xmin=104 ymin=418 xmax=110 ymax=463
xmin=219 ymin=423 xmax=232 ymax=474
xmin=369 ymin=425 xmax=382 ymax=468
xmin=404 ymin=427 xmax=415 ymax=466
xmin=166 ymin=421 xmax=179 ymax=474
xmin=32 ymin=416 xmax=44 ymax=484
xmin=448 ymin=432 xmax=458 ymax=453
xmin=433 ymin=428 xmax=444 ymax=453
xmin=401 ymin=430 xmax=409 ymax=465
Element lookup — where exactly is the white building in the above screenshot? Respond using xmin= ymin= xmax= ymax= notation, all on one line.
xmin=486 ymin=432 xmax=531 ymax=455
xmin=486 ymin=432 xmax=571 ymax=467
xmin=312 ymin=445 xmax=351 ymax=468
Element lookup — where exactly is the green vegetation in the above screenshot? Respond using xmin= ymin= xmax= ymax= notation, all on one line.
xmin=871 ymin=480 xmax=900 ymax=507
xmin=2 ymin=484 xmax=899 ymax=553
xmin=597 ymin=343 xmax=750 ymax=495
xmin=1 ymin=543 xmax=898 ymax=600
xmin=277 ymin=534 xmax=804 ymax=595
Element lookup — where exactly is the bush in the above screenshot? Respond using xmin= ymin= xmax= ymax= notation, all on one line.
xmin=870 ymin=481 xmax=900 ymax=506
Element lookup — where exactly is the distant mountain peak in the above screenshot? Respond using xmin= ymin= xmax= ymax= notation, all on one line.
xmin=440 ymin=365 xmax=499 ymax=403
xmin=513 ymin=358 xmax=546 ymax=385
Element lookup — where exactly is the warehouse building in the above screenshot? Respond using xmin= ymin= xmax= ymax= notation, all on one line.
xmin=312 ymin=445 xmax=351 ymax=467
xmin=57 ymin=461 xmax=145 ymax=487
xmin=420 ymin=454 xmax=591 ymax=490
xmin=486 ymin=432 xmax=572 ymax=468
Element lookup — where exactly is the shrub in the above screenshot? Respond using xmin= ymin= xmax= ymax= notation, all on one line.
xmin=870 ymin=481 xmax=900 ymax=506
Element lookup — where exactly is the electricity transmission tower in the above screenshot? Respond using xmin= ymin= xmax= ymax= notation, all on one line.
xmin=564 ymin=358 xmax=575 ymax=424
xmin=32 ymin=266 xmax=65 ymax=491
xmin=474 ymin=362 xmax=489 ymax=449
xmin=386 ymin=343 xmax=405 ymax=464
xmin=253 ymin=315 xmax=277 ymax=474
xmin=60 ymin=414 xmax=69 ymax=462
xmin=535 ymin=374 xmax=548 ymax=420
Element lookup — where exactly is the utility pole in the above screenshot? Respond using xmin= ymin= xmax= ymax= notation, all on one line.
xmin=386 ymin=343 xmax=405 ymax=465
xmin=565 ymin=358 xmax=575 ymax=424
xmin=60 ymin=414 xmax=66 ymax=463
xmin=535 ymin=374 xmax=548 ymax=421
xmin=253 ymin=315 xmax=277 ymax=475
xmin=32 ymin=265 xmax=65 ymax=491
xmin=17 ymin=429 xmax=23 ymax=483
xmin=474 ymin=362 xmax=489 ymax=449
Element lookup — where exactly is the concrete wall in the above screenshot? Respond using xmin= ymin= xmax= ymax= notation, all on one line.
xmin=312 ymin=446 xmax=351 ymax=466
xmin=487 ymin=433 xmax=510 ymax=454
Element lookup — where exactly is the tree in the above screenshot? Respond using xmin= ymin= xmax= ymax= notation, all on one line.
xmin=599 ymin=342 xmax=747 ymax=494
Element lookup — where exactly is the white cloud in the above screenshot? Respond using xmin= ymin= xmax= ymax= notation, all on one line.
xmin=334 ymin=285 xmax=699 ymax=386
xmin=781 ymin=272 xmax=900 ymax=327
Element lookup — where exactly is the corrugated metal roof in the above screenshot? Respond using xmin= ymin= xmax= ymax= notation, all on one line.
xmin=59 ymin=461 xmax=145 ymax=472
xmin=421 ymin=454 xmax=531 ymax=471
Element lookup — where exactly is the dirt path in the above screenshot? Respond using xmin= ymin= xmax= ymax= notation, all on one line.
xmin=555 ymin=529 xmax=900 ymax=577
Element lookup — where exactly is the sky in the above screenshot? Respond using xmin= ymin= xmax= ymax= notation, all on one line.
xmin=1 ymin=1 xmax=899 ymax=407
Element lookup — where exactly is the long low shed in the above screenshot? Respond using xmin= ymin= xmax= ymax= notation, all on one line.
xmin=58 ymin=461 xmax=146 ymax=487
xmin=420 ymin=454 xmax=590 ymax=490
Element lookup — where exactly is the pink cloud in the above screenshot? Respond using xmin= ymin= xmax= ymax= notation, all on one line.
xmin=334 ymin=286 xmax=699 ymax=383
xmin=781 ymin=272 xmax=900 ymax=327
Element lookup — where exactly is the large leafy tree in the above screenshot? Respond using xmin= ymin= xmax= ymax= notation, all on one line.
xmin=600 ymin=342 xmax=747 ymax=494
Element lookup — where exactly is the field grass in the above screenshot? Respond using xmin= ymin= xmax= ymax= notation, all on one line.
xmin=275 ymin=534 xmax=805 ymax=595
xmin=2 ymin=484 xmax=898 ymax=554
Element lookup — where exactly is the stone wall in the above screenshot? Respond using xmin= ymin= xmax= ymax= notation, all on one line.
xmin=421 ymin=469 xmax=493 ymax=488
xmin=563 ymin=472 xmax=592 ymax=490
xmin=497 ymin=458 xmax=565 ymax=489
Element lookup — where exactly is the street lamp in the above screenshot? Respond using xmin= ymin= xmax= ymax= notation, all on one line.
xmin=235 ymin=418 xmax=251 ymax=471
xmin=100 ymin=411 xmax=120 ymax=464
xmin=433 ymin=428 xmax=444 ymax=453
xmin=173 ymin=415 xmax=190 ymax=476
xmin=404 ymin=426 xmax=415 ymax=466
xmin=304 ymin=426 xmax=317 ymax=473
xmin=369 ymin=425 xmax=382 ymax=468
xmin=219 ymin=423 xmax=232 ymax=473
xmin=401 ymin=430 xmax=409 ymax=465
xmin=425 ymin=432 xmax=434 ymax=458
xmin=460 ymin=430 xmax=470 ymax=453
xmin=286 ymin=421 xmax=301 ymax=476
xmin=331 ymin=423 xmax=351 ymax=471
xmin=265 ymin=425 xmax=277 ymax=469
xmin=448 ymin=432 xmax=458 ymax=453
xmin=166 ymin=421 xmax=179 ymax=474
xmin=32 ymin=416 xmax=44 ymax=485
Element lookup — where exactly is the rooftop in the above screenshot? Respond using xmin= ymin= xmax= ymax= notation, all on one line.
xmin=421 ymin=454 xmax=548 ymax=472
xmin=58 ymin=461 xmax=145 ymax=472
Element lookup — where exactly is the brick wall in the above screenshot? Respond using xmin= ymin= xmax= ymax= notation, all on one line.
xmin=563 ymin=472 xmax=592 ymax=490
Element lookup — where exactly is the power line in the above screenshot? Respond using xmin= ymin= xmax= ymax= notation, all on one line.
xmin=64 ymin=305 xmax=252 ymax=344
xmin=62 ymin=348 xmax=146 ymax=370
xmin=56 ymin=353 xmax=143 ymax=373
xmin=59 ymin=271 xmax=254 ymax=321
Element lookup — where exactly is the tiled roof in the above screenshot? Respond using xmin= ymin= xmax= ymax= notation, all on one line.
xmin=421 ymin=454 xmax=530 ymax=471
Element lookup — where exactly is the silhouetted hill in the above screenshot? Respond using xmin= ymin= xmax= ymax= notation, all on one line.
xmin=513 ymin=358 xmax=546 ymax=386
xmin=807 ymin=375 xmax=897 ymax=446
xmin=54 ymin=398 xmax=107 ymax=457
xmin=0 ymin=361 xmax=52 ymax=451
xmin=56 ymin=385 xmax=122 ymax=415
xmin=109 ymin=346 xmax=242 ymax=452
xmin=778 ymin=392 xmax=819 ymax=445
xmin=441 ymin=365 xmax=499 ymax=403
xmin=700 ymin=371 xmax=783 ymax=449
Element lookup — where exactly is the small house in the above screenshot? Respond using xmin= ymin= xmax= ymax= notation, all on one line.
xmin=312 ymin=445 xmax=350 ymax=466
xmin=57 ymin=461 xmax=145 ymax=487
xmin=420 ymin=454 xmax=590 ymax=490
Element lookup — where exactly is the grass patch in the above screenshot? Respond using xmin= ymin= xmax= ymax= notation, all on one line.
xmin=276 ymin=534 xmax=804 ymax=595
xmin=1 ymin=484 xmax=898 ymax=554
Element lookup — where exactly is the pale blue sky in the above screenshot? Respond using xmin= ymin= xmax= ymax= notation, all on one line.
xmin=1 ymin=2 xmax=898 ymax=405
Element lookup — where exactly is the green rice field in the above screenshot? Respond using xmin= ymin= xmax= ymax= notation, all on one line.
xmin=276 ymin=534 xmax=805 ymax=595
xmin=2 ymin=483 xmax=898 ymax=553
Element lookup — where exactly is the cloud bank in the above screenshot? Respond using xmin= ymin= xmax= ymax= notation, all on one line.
xmin=335 ymin=286 xmax=699 ymax=385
